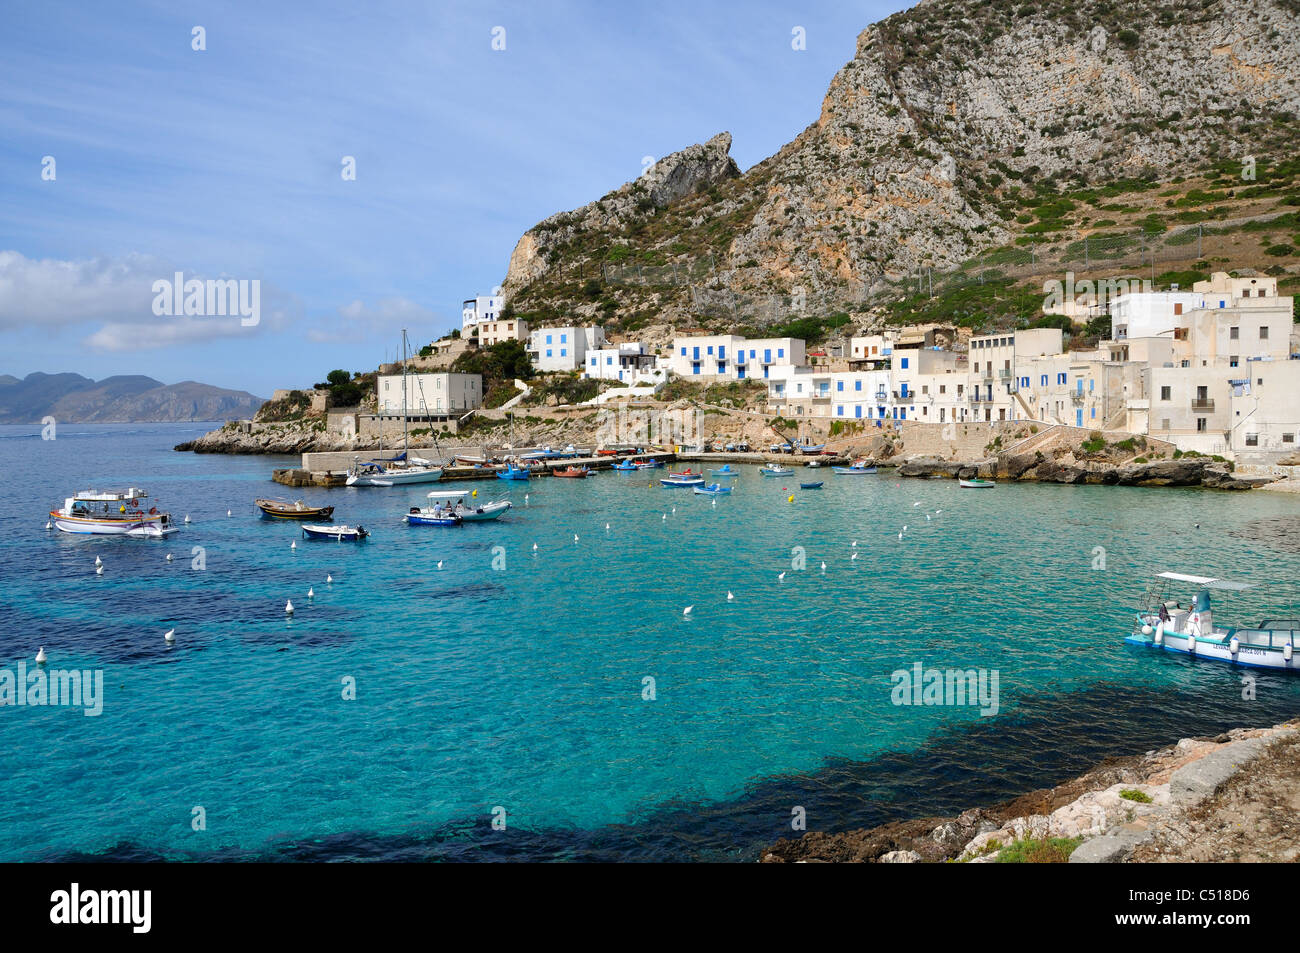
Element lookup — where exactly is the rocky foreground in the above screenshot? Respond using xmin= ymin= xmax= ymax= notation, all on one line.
xmin=763 ymin=722 xmax=1300 ymax=863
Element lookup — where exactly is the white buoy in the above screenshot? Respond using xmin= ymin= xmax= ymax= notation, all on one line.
xmin=166 ymin=553 xmax=174 ymax=562
xmin=778 ymin=571 xmax=786 ymax=581
xmin=851 ymin=552 xmax=859 ymax=561
xmin=935 ymin=509 xmax=942 ymax=515
xmin=326 ymin=573 xmax=333 ymax=584
xmin=672 ymin=507 xmax=676 ymax=514
xmin=290 ymin=541 xmax=296 ymax=550
xmin=96 ymin=564 xmax=104 ymax=575
xmin=727 ymin=591 xmax=734 ymax=602
xmin=605 ymin=523 xmax=610 ymax=531
xmin=285 ymin=600 xmax=294 ymax=615
xmin=532 ymin=543 xmax=538 ymax=552
xmin=683 ymin=605 xmax=693 ymax=616
xmin=898 ymin=532 xmax=904 ymax=540
xmin=95 ymin=555 xmax=102 ymax=567
xmin=851 ymin=540 xmax=858 ymax=548
xmin=913 ymin=501 xmax=922 ymax=507
xmin=35 ymin=647 xmax=47 ymax=664
xmin=164 ymin=628 xmax=175 ymax=644
xmin=184 ymin=514 xmax=191 ymax=524
xmin=573 ymin=534 xmax=579 ymax=543
xmin=821 ymin=561 xmax=826 ymax=573
xmin=903 ymin=525 xmax=908 ymax=532
xmin=1141 ymin=624 xmax=1153 ymax=635
xmin=662 ymin=513 xmax=667 ymax=521
xmin=227 ymin=509 xmax=232 ymax=517
xmin=437 ymin=560 xmax=444 ymax=570
xmin=926 ymin=514 xmax=931 ymax=521
xmin=308 ymin=587 xmax=314 ymax=599
xmin=45 ymin=521 xmax=52 ymax=530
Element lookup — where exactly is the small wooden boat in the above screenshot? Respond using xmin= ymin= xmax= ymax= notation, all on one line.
xmin=552 ymin=466 xmax=589 ymax=479
xmin=661 ymin=474 xmax=705 ymax=488
xmin=255 ymin=498 xmax=335 ymax=520
xmin=797 ymin=444 xmax=827 ymax=455
xmin=710 ymin=465 xmax=738 ymax=478
xmin=959 ymin=478 xmax=995 ymax=489
xmin=832 ymin=464 xmax=877 ymax=475
xmin=633 ymin=459 xmax=663 ymax=469
xmin=301 ymin=523 xmax=369 ymax=541
xmin=759 ymin=464 xmax=794 ymax=477
xmin=800 ymin=481 xmax=824 ymax=490
xmin=693 ymin=483 xmax=731 ymax=495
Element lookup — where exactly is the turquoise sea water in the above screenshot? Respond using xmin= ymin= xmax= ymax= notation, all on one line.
xmin=4 ymin=422 xmax=1300 ymax=861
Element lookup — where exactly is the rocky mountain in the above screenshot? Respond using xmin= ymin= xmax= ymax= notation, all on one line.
xmin=0 ymin=372 xmax=264 ymax=423
xmin=503 ymin=0 xmax=1300 ymax=331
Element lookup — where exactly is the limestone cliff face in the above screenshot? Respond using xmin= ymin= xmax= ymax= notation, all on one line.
xmin=502 ymin=132 xmax=740 ymax=297
xmin=504 ymin=0 xmax=1300 ymax=323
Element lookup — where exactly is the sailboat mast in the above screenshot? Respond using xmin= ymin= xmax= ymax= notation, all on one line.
xmin=402 ymin=329 xmax=410 ymax=455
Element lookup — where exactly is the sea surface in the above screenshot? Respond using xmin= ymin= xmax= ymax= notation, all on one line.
xmin=3 ymin=422 xmax=1300 ymax=862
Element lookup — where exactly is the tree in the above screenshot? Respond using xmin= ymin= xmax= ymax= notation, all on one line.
xmin=326 ymin=369 xmax=351 ymax=387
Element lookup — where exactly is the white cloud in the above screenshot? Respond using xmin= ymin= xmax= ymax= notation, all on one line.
xmin=0 ymin=250 xmax=299 ymax=351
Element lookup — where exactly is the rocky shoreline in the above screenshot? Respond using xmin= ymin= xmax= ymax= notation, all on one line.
xmin=762 ymin=721 xmax=1300 ymax=863
xmin=892 ymin=454 xmax=1274 ymax=490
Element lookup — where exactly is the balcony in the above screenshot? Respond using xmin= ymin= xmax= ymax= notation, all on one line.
xmin=1070 ymin=393 xmax=1085 ymax=404
xmin=998 ymin=368 xmax=1013 ymax=379
xmin=1192 ymin=398 xmax=1216 ymax=412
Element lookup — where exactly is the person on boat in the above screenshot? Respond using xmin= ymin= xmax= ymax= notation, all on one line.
xmin=1158 ymin=603 xmax=1171 ymax=624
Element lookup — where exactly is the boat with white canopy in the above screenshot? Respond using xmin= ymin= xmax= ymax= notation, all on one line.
xmin=408 ymin=490 xmax=512 ymax=523
xmin=1125 ymin=572 xmax=1299 ymax=671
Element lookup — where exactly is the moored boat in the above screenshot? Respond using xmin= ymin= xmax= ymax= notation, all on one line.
xmin=496 ymin=462 xmax=531 ymax=481
xmin=693 ymin=483 xmax=731 ymax=495
xmin=552 ymin=466 xmax=589 ymax=479
xmin=301 ymin=523 xmax=369 ymax=541
xmin=50 ymin=489 xmax=179 ymax=537
xmin=800 ymin=481 xmax=824 ymax=489
xmin=958 ymin=478 xmax=995 ymax=488
xmin=415 ymin=491 xmax=512 ymax=522
xmin=710 ymin=464 xmax=738 ymax=477
xmin=1126 ymin=572 xmax=1299 ymax=672
xmin=759 ymin=464 xmax=794 ymax=476
xmin=255 ymin=498 xmax=335 ymax=520
xmin=346 ymin=455 xmax=444 ymax=487
xmin=661 ymin=474 xmax=705 ymax=488
xmin=611 ymin=459 xmax=639 ymax=471
xmin=832 ymin=461 xmax=877 ymax=474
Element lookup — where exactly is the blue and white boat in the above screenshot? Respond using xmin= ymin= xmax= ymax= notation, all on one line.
xmin=832 ymin=462 xmax=877 ymax=475
xmin=1126 ymin=572 xmax=1299 ymax=672
xmin=611 ymin=459 xmax=640 ymax=471
xmin=661 ymin=473 xmax=705 ymax=488
xmin=497 ymin=463 xmax=531 ymax=481
xmin=759 ymin=464 xmax=794 ymax=477
xmin=709 ymin=464 xmax=738 ymax=478
xmin=800 ymin=481 xmax=824 ymax=490
xmin=693 ymin=483 xmax=731 ymax=495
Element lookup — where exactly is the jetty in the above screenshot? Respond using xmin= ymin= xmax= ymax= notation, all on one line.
xmin=272 ymin=448 xmax=677 ymax=487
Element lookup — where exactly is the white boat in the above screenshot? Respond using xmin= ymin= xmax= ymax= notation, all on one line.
xmin=414 ymin=490 xmax=512 ymax=522
xmin=302 ymin=523 xmax=369 ymax=541
xmin=50 ymin=488 xmax=179 ymax=536
xmin=347 ymin=329 xmax=445 ymax=486
xmin=1126 ymin=572 xmax=1299 ymax=672
xmin=759 ymin=464 xmax=794 ymax=476
xmin=958 ymin=478 xmax=995 ymax=488
xmin=346 ymin=457 xmax=444 ymax=486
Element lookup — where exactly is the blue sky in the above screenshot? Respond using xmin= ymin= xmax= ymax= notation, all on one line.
xmin=0 ymin=0 xmax=907 ymax=395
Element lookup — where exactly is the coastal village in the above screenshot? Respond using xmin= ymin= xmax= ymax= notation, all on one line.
xmin=187 ymin=267 xmax=1300 ymax=495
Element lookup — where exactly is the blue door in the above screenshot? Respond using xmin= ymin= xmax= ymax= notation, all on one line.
xmin=1076 ymin=409 xmax=1083 ymax=427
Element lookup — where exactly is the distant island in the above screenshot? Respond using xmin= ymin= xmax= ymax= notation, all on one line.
xmin=0 ymin=371 xmax=264 ymax=424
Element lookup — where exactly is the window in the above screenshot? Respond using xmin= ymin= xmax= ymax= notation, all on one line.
xmin=680 ymin=346 xmax=686 ymax=356
xmin=546 ymin=349 xmax=552 ymax=357
xmin=1260 ymin=326 xmax=1270 ymax=340
xmin=974 ymin=362 xmax=980 ymax=373
xmin=707 ymin=346 xmax=713 ymax=355
xmin=1246 ymin=433 xmax=1259 ymax=446
xmin=1230 ymin=356 xmax=1239 ymax=368
xmin=1284 ymin=434 xmax=1295 ymax=444
xmin=778 ymin=348 xmax=785 ymax=359
xmin=855 ymin=380 xmax=862 ymax=391
xmin=1161 ymin=418 xmax=1171 ymax=430
xmin=1057 ymin=373 xmax=1067 ymax=385
xmin=560 ymin=334 xmax=567 ymax=343
xmin=1242 ymin=289 xmax=1251 ymax=298
xmin=545 ymin=334 xmax=552 ymax=345
xmin=693 ymin=347 xmax=700 ymax=359
xmin=837 ymin=406 xmax=844 ymax=416
xmin=837 ymin=381 xmax=844 ymax=392
xmin=1160 ymin=386 xmax=1171 ymax=400
xmin=1196 ymin=418 xmax=1208 ymax=432
xmin=1230 ymin=326 xmax=1239 ymax=339
xmin=560 ymin=349 xmax=566 ymax=357
xmin=901 ymin=357 xmax=909 ymax=369
xmin=1040 ymin=375 xmax=1047 ymax=386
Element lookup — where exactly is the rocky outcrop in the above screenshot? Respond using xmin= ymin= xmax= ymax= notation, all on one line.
xmin=502 ymin=133 xmax=739 ymax=296
xmin=763 ymin=723 xmax=1300 ymax=863
xmin=893 ymin=453 xmax=1277 ymax=490
xmin=175 ymin=421 xmax=361 ymax=455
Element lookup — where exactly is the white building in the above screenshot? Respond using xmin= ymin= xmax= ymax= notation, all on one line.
xmin=670 ymin=335 xmax=805 ymax=380
xmin=584 ymin=342 xmax=655 ymax=382
xmin=462 ymin=293 xmax=505 ymax=330
xmin=528 ymin=325 xmax=607 ymax=372
xmin=377 ymin=372 xmax=482 ymax=414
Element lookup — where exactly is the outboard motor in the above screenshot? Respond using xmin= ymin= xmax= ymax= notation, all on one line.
xmin=1189 ymin=589 xmax=1212 ymax=638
